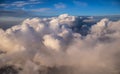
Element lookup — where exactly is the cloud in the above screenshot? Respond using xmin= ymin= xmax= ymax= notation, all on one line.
xmin=54 ymin=2 xmax=66 ymax=9
xmin=0 ymin=4 xmax=7 ymax=7
xmin=31 ymin=8 xmax=51 ymax=12
xmin=29 ymin=0 xmax=38 ymax=1
xmin=0 ymin=14 xmax=120 ymax=74
xmin=0 ymin=10 xmax=30 ymax=17
xmin=43 ymin=35 xmax=61 ymax=51
xmin=73 ymin=1 xmax=88 ymax=6
xmin=112 ymin=1 xmax=120 ymax=6
xmin=0 ymin=0 xmax=42 ymax=8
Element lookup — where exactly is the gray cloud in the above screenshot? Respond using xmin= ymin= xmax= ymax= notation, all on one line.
xmin=0 ymin=10 xmax=34 ymax=18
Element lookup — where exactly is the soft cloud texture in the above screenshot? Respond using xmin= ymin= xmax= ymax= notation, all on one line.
xmin=0 ymin=0 xmax=42 ymax=7
xmin=54 ymin=2 xmax=66 ymax=9
xmin=0 ymin=14 xmax=120 ymax=74
xmin=73 ymin=1 xmax=88 ymax=6
xmin=31 ymin=8 xmax=51 ymax=12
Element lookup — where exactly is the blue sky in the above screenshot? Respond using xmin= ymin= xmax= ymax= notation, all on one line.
xmin=0 ymin=0 xmax=120 ymax=16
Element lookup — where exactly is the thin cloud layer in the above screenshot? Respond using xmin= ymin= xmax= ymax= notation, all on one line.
xmin=0 ymin=14 xmax=120 ymax=74
xmin=73 ymin=0 xmax=88 ymax=6
xmin=54 ymin=2 xmax=66 ymax=9
xmin=0 ymin=0 xmax=42 ymax=8
xmin=31 ymin=8 xmax=51 ymax=12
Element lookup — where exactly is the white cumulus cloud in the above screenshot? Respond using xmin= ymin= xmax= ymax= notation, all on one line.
xmin=0 ymin=14 xmax=120 ymax=74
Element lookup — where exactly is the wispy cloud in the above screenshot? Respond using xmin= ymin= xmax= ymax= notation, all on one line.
xmin=73 ymin=1 xmax=88 ymax=6
xmin=0 ymin=4 xmax=7 ymax=7
xmin=31 ymin=8 xmax=51 ymax=12
xmin=54 ymin=2 xmax=66 ymax=9
xmin=111 ymin=1 xmax=120 ymax=6
xmin=29 ymin=0 xmax=39 ymax=1
xmin=0 ymin=10 xmax=30 ymax=18
xmin=0 ymin=0 xmax=42 ymax=8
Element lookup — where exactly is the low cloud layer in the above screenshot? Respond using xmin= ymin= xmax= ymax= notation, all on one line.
xmin=0 ymin=14 xmax=120 ymax=74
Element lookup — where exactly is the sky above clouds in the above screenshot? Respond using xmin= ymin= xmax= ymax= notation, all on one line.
xmin=0 ymin=0 xmax=120 ymax=16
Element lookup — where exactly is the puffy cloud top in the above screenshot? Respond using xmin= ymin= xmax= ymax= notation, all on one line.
xmin=0 ymin=14 xmax=120 ymax=74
